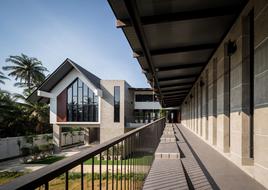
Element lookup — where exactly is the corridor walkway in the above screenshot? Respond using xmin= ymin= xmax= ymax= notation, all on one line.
xmin=143 ymin=123 xmax=266 ymax=190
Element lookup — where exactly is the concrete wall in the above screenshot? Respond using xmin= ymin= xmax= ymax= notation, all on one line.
xmin=99 ymin=80 xmax=129 ymax=143
xmin=0 ymin=132 xmax=83 ymax=160
xmin=181 ymin=0 xmax=268 ymax=188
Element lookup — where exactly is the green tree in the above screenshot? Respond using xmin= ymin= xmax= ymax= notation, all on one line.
xmin=0 ymin=71 xmax=9 ymax=84
xmin=2 ymin=54 xmax=48 ymax=92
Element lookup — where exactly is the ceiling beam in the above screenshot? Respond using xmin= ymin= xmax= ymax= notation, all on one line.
xmin=158 ymin=74 xmax=197 ymax=82
xmin=162 ymin=87 xmax=191 ymax=93
xmin=162 ymin=91 xmax=189 ymax=96
xmin=164 ymin=98 xmax=184 ymax=102
xmin=157 ymin=62 xmax=206 ymax=72
xmin=163 ymin=93 xmax=188 ymax=99
xmin=163 ymin=94 xmax=188 ymax=98
xmin=159 ymin=82 xmax=194 ymax=88
xmin=123 ymin=0 xmax=164 ymax=103
xmin=117 ymin=6 xmax=239 ymax=28
xmin=136 ymin=43 xmax=217 ymax=57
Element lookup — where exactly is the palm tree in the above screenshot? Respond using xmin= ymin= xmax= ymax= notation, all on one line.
xmin=3 ymin=54 xmax=48 ymax=92
xmin=0 ymin=71 xmax=9 ymax=84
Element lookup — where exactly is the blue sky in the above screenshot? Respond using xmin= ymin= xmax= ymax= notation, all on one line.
xmin=0 ymin=0 xmax=149 ymax=94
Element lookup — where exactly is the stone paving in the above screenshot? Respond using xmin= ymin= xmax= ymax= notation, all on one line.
xmin=143 ymin=123 xmax=266 ymax=190
xmin=143 ymin=124 xmax=188 ymax=190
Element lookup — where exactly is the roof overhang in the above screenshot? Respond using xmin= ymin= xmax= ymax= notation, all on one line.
xmin=108 ymin=0 xmax=248 ymax=107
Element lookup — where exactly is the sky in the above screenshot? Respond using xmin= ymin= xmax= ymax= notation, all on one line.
xmin=0 ymin=0 xmax=149 ymax=94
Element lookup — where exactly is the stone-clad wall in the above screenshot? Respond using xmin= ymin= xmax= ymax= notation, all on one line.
xmin=181 ymin=0 xmax=268 ymax=188
xmin=100 ymin=80 xmax=125 ymax=143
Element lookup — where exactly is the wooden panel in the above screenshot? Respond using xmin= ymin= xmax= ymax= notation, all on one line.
xmin=57 ymin=89 xmax=67 ymax=122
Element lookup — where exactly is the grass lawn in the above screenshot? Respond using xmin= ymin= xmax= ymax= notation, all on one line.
xmin=0 ymin=171 xmax=26 ymax=185
xmin=26 ymin=155 xmax=65 ymax=164
xmin=84 ymin=155 xmax=153 ymax=165
xmin=49 ymin=173 xmax=145 ymax=190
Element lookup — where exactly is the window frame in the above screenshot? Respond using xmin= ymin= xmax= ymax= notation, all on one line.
xmin=114 ymin=86 xmax=120 ymax=122
xmin=66 ymin=78 xmax=99 ymax=123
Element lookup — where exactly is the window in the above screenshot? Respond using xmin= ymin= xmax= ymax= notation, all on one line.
xmin=67 ymin=78 xmax=98 ymax=122
xmin=135 ymin=94 xmax=157 ymax=102
xmin=114 ymin=86 xmax=120 ymax=122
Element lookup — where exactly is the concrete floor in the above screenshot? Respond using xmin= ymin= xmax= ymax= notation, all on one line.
xmin=143 ymin=123 xmax=266 ymax=190
xmin=176 ymin=124 xmax=266 ymax=190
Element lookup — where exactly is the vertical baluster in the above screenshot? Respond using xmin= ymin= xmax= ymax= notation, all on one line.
xmin=130 ymin=136 xmax=133 ymax=190
xmin=124 ymin=139 xmax=127 ymax=190
xmin=128 ymin=138 xmax=131 ymax=190
xmin=45 ymin=182 xmax=48 ymax=190
xmin=112 ymin=146 xmax=115 ymax=190
xmin=100 ymin=152 xmax=102 ymax=190
xmin=81 ymin=163 xmax=84 ymax=190
xmin=106 ymin=149 xmax=109 ymax=190
xmin=92 ymin=157 xmax=95 ymax=190
xmin=120 ymin=142 xmax=123 ymax=190
xmin=116 ymin=143 xmax=119 ymax=190
xmin=133 ymin=136 xmax=135 ymax=190
xmin=65 ymin=171 xmax=69 ymax=190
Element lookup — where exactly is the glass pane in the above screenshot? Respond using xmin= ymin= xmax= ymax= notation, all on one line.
xmin=68 ymin=105 xmax=72 ymax=121
xmin=88 ymin=88 xmax=93 ymax=103
xmin=68 ymin=87 xmax=72 ymax=104
xmin=83 ymin=104 xmax=88 ymax=121
xmin=114 ymin=86 xmax=120 ymax=122
xmin=78 ymin=78 xmax=83 ymax=87
xmin=72 ymin=106 xmax=77 ymax=121
xmin=73 ymin=80 xmax=77 ymax=96
xmin=83 ymin=85 xmax=88 ymax=96
xmin=78 ymin=105 xmax=83 ymax=121
xmin=78 ymin=87 xmax=83 ymax=105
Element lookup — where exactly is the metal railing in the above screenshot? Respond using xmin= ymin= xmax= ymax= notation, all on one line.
xmin=0 ymin=118 xmax=165 ymax=190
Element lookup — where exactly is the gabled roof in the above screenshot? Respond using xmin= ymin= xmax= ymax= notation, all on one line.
xmin=27 ymin=58 xmax=101 ymax=103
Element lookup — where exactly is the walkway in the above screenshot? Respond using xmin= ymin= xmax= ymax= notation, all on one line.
xmin=143 ymin=123 xmax=266 ymax=190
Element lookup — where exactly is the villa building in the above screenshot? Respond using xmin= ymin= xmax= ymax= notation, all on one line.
xmin=28 ymin=58 xmax=179 ymax=151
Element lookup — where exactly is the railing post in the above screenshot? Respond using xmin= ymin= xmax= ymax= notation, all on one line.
xmin=81 ymin=163 xmax=84 ymax=190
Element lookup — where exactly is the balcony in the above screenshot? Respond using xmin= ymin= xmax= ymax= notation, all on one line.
xmin=0 ymin=118 xmax=165 ymax=190
xmin=1 ymin=119 xmax=266 ymax=190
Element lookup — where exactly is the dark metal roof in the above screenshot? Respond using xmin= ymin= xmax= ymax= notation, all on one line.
xmin=108 ymin=0 xmax=247 ymax=107
xmin=27 ymin=58 xmax=101 ymax=103
xmin=129 ymin=87 xmax=152 ymax=91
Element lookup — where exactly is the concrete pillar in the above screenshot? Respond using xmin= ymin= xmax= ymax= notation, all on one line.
xmin=202 ymin=70 xmax=209 ymax=140
xmin=198 ymin=80 xmax=203 ymax=137
xmin=230 ymin=14 xmax=253 ymax=165
xmin=53 ymin=124 xmax=62 ymax=153
xmin=208 ymin=58 xmax=217 ymax=145
xmin=195 ymin=87 xmax=198 ymax=133
xmin=217 ymin=43 xmax=230 ymax=153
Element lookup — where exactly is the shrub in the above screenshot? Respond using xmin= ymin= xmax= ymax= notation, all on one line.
xmin=20 ymin=147 xmax=30 ymax=156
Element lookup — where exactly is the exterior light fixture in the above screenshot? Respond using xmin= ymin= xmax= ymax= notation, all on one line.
xmin=227 ymin=40 xmax=237 ymax=56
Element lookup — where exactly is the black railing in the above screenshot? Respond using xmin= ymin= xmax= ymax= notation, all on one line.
xmin=0 ymin=118 xmax=165 ymax=190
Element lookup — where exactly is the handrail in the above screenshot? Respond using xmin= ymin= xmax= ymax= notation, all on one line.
xmin=0 ymin=117 xmax=165 ymax=190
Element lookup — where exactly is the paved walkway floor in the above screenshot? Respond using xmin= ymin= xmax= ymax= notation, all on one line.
xmin=143 ymin=123 xmax=266 ymax=190
xmin=176 ymin=124 xmax=266 ymax=190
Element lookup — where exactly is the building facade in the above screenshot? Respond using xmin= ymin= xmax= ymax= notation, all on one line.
xmin=29 ymin=59 xmax=178 ymax=151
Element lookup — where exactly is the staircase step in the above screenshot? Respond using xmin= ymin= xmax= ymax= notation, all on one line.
xmin=155 ymin=142 xmax=180 ymax=159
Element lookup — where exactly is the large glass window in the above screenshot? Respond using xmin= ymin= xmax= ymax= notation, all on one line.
xmin=135 ymin=94 xmax=158 ymax=102
xmin=114 ymin=86 xmax=120 ymax=122
xmin=67 ymin=78 xmax=99 ymax=122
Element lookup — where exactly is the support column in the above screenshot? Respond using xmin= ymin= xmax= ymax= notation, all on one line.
xmin=53 ymin=124 xmax=62 ymax=153
xmin=217 ymin=43 xmax=230 ymax=152
xmin=208 ymin=58 xmax=217 ymax=145
xmin=230 ymin=14 xmax=253 ymax=165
